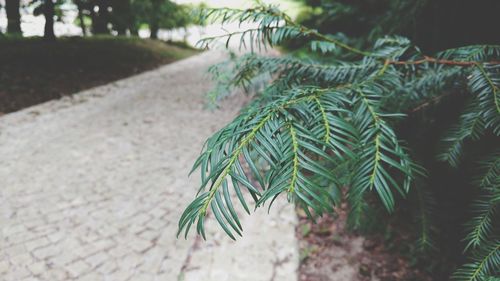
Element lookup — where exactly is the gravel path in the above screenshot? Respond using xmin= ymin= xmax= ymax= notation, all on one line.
xmin=0 ymin=51 xmax=298 ymax=281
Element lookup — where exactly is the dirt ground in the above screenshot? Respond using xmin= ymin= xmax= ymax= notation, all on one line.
xmin=297 ymin=205 xmax=434 ymax=281
xmin=0 ymin=37 xmax=198 ymax=114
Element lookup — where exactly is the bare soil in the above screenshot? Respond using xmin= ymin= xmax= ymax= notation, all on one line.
xmin=297 ymin=205 xmax=434 ymax=281
xmin=0 ymin=36 xmax=198 ymax=114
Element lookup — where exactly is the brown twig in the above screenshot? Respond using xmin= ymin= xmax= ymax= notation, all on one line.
xmin=388 ymin=56 xmax=500 ymax=67
xmin=409 ymin=92 xmax=454 ymax=113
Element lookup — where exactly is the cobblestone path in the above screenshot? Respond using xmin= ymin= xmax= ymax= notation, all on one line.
xmin=0 ymin=51 xmax=298 ymax=281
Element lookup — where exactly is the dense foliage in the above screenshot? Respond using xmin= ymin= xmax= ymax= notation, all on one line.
xmin=294 ymin=0 xmax=500 ymax=52
xmin=178 ymin=4 xmax=500 ymax=280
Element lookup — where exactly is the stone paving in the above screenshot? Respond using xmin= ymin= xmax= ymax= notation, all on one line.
xmin=0 ymin=51 xmax=298 ymax=281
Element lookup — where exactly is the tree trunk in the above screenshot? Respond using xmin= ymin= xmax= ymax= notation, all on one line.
xmin=116 ymin=27 xmax=126 ymax=36
xmin=129 ymin=26 xmax=139 ymax=36
xmin=150 ymin=22 xmax=159 ymax=39
xmin=75 ymin=0 xmax=87 ymax=36
xmin=183 ymin=27 xmax=188 ymax=42
xmin=6 ymin=0 xmax=22 ymax=34
xmin=126 ymin=0 xmax=137 ymax=36
xmin=43 ymin=0 xmax=56 ymax=40
xmin=110 ymin=0 xmax=131 ymax=36
xmin=93 ymin=0 xmax=110 ymax=34
xmin=149 ymin=0 xmax=162 ymax=39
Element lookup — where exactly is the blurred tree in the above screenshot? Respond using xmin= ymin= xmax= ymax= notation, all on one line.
xmin=43 ymin=0 xmax=55 ymax=40
xmin=31 ymin=0 xmax=69 ymax=40
xmin=91 ymin=0 xmax=110 ymax=34
xmin=149 ymin=0 xmax=162 ymax=39
xmin=6 ymin=0 xmax=22 ymax=34
xmin=72 ymin=0 xmax=140 ymax=36
xmin=74 ymin=0 xmax=87 ymax=36
xmin=69 ymin=0 xmax=111 ymax=35
xmin=32 ymin=0 xmax=57 ymax=40
xmin=128 ymin=0 xmax=140 ymax=36
xmin=20 ymin=0 xmax=193 ymax=39
xmin=132 ymin=0 xmax=191 ymax=39
xmin=109 ymin=0 xmax=134 ymax=35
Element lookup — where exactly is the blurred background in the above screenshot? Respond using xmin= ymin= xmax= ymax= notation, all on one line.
xmin=1 ymin=0 xmax=498 ymax=115
xmin=0 ymin=0 xmax=301 ymax=42
xmin=0 ymin=0 xmax=301 ymax=114
xmin=0 ymin=1 xmax=499 ymax=281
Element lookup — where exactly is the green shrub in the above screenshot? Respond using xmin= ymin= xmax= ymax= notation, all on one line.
xmin=179 ymin=5 xmax=499 ymax=280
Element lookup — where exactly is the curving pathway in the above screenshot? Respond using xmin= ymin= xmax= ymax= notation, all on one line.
xmin=0 ymin=51 xmax=298 ymax=281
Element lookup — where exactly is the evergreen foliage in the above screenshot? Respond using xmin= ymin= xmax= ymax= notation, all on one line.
xmin=179 ymin=4 xmax=500 ymax=280
xmin=293 ymin=0 xmax=500 ymax=52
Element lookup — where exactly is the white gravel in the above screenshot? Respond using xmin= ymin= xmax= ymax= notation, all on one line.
xmin=0 ymin=51 xmax=298 ymax=281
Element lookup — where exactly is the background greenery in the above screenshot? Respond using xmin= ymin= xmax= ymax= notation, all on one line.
xmin=1 ymin=0 xmax=196 ymax=39
xmin=0 ymin=0 xmax=200 ymax=113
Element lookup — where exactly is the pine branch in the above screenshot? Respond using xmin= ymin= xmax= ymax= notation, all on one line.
xmin=464 ymin=194 xmax=499 ymax=251
xmin=412 ymin=183 xmax=437 ymax=252
xmin=180 ymin=5 xmax=499 ymax=249
xmin=388 ymin=56 xmax=500 ymax=67
xmin=453 ymin=240 xmax=500 ymax=281
xmin=470 ymin=64 xmax=500 ymax=135
xmin=437 ymin=100 xmax=485 ymax=167
xmin=475 ymin=150 xmax=500 ymax=188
